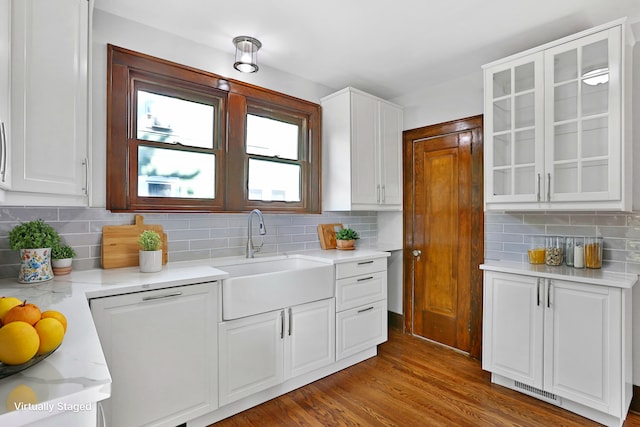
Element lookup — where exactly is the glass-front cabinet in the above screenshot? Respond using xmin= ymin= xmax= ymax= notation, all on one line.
xmin=483 ymin=19 xmax=630 ymax=211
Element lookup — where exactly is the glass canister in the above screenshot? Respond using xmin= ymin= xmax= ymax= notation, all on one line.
xmin=585 ymin=236 xmax=603 ymax=269
xmin=545 ymin=236 xmax=564 ymax=266
xmin=527 ymin=236 xmax=546 ymax=264
xmin=564 ymin=237 xmax=575 ymax=267
xmin=573 ymin=237 xmax=585 ymax=268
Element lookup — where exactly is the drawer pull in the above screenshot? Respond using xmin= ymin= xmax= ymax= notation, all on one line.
xmin=357 ymin=276 xmax=374 ymax=282
xmin=142 ymin=291 xmax=182 ymax=301
xmin=357 ymin=306 xmax=374 ymax=314
xmin=357 ymin=260 xmax=374 ymax=265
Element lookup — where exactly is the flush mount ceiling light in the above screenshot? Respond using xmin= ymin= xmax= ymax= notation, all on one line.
xmin=582 ymin=67 xmax=609 ymax=86
xmin=233 ymin=36 xmax=262 ymax=73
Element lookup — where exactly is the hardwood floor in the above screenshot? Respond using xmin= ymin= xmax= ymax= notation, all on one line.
xmin=213 ymin=328 xmax=640 ymax=426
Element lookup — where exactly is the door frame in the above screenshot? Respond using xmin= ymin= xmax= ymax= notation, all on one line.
xmin=402 ymin=115 xmax=484 ymax=359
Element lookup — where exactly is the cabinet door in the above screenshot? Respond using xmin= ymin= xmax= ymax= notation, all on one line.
xmin=484 ymin=52 xmax=544 ymax=204
xmin=285 ymin=299 xmax=335 ymax=379
xmin=218 ymin=309 xmax=284 ymax=405
xmin=336 ymin=299 xmax=387 ymax=360
xmin=0 ymin=0 xmax=10 ymax=190
xmin=482 ymin=271 xmax=543 ymax=388
xmin=544 ymin=279 xmax=621 ymax=414
xmin=90 ymin=283 xmax=218 ymax=427
xmin=544 ymin=27 xmax=621 ymax=203
xmin=350 ymin=91 xmax=379 ymax=205
xmin=379 ymin=101 xmax=402 ymax=207
xmin=11 ymin=0 xmax=88 ymax=197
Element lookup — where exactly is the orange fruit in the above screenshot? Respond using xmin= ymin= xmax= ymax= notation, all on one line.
xmin=3 ymin=301 xmax=41 ymax=326
xmin=0 ymin=297 xmax=22 ymax=322
xmin=0 ymin=321 xmax=40 ymax=365
xmin=34 ymin=318 xmax=64 ymax=356
xmin=41 ymin=310 xmax=67 ymax=333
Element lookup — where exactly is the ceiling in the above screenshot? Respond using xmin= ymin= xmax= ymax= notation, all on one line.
xmin=94 ymin=0 xmax=640 ymax=100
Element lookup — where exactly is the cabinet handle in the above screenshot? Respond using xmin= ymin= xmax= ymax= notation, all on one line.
xmin=357 ymin=260 xmax=374 ymax=266
xmin=288 ymin=307 xmax=293 ymax=336
xmin=0 ymin=122 xmax=6 ymax=183
xmin=82 ymin=157 xmax=89 ymax=194
xmin=382 ymin=185 xmax=386 ymax=203
xmin=547 ymin=173 xmax=551 ymax=202
xmin=141 ymin=291 xmax=182 ymax=301
xmin=547 ymin=280 xmax=552 ymax=308
xmin=280 ymin=310 xmax=285 ymax=339
xmin=357 ymin=276 xmax=374 ymax=282
xmin=357 ymin=306 xmax=374 ymax=314
xmin=536 ymin=173 xmax=541 ymax=202
xmin=376 ymin=185 xmax=380 ymax=203
xmin=536 ymin=278 xmax=541 ymax=306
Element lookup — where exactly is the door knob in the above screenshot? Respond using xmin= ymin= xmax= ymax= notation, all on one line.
xmin=412 ymin=250 xmax=421 ymax=257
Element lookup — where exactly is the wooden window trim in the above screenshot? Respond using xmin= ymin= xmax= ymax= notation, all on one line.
xmin=107 ymin=44 xmax=321 ymax=213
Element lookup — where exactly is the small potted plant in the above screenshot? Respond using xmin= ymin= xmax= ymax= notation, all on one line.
xmin=138 ymin=230 xmax=163 ymax=273
xmin=51 ymin=244 xmax=76 ymax=276
xmin=335 ymin=227 xmax=359 ymax=250
xmin=9 ymin=219 xmax=61 ymax=283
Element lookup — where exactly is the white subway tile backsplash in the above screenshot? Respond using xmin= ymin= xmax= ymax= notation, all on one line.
xmin=485 ymin=211 xmax=640 ymax=274
xmin=0 ymin=207 xmax=378 ymax=279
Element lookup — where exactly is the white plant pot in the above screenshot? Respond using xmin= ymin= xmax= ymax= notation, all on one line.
xmin=18 ymin=248 xmax=54 ymax=283
xmin=139 ymin=250 xmax=163 ymax=273
xmin=52 ymin=258 xmax=73 ymax=268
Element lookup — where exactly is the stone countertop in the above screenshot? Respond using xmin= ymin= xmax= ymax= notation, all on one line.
xmin=0 ymin=249 xmax=390 ymax=426
xmin=481 ymin=260 xmax=639 ymax=289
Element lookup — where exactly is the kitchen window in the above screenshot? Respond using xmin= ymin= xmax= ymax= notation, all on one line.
xmin=107 ymin=45 xmax=321 ymax=213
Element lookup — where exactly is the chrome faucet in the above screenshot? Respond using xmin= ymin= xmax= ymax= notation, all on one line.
xmin=246 ymin=209 xmax=267 ymax=258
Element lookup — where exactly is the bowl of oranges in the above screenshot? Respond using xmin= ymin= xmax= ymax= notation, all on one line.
xmin=0 ymin=297 xmax=67 ymax=379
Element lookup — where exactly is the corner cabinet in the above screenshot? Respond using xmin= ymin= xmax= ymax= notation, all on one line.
xmin=90 ymin=282 xmax=219 ymax=427
xmin=7 ymin=0 xmax=89 ymax=205
xmin=482 ymin=265 xmax=636 ymax=427
xmin=321 ymin=87 xmax=403 ymax=211
xmin=483 ymin=19 xmax=632 ymax=211
xmin=0 ymin=0 xmax=10 ymax=192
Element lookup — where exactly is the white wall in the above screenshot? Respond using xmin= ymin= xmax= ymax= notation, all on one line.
xmin=90 ymin=10 xmax=335 ymax=207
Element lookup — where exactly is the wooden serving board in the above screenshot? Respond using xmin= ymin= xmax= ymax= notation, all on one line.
xmin=101 ymin=215 xmax=168 ymax=269
xmin=317 ymin=223 xmax=343 ymax=250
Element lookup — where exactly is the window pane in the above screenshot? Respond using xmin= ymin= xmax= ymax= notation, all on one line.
xmin=246 ymin=114 xmax=299 ymax=160
xmin=137 ymin=90 xmax=214 ymax=149
xmin=248 ymin=159 xmax=300 ymax=201
xmin=138 ymin=146 xmax=215 ymax=199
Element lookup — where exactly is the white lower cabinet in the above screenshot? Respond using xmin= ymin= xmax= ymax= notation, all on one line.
xmin=335 ymin=257 xmax=388 ymax=360
xmin=90 ymin=282 xmax=218 ymax=427
xmin=482 ymin=269 xmax=633 ymax=427
xmin=218 ymin=298 xmax=335 ymax=406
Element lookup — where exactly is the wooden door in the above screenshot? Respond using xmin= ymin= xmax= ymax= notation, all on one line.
xmin=403 ymin=116 xmax=484 ymax=357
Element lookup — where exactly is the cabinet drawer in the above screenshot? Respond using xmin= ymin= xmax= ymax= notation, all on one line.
xmin=335 ymin=257 xmax=387 ymax=279
xmin=336 ymin=271 xmax=386 ymax=312
xmin=336 ymin=299 xmax=387 ymax=360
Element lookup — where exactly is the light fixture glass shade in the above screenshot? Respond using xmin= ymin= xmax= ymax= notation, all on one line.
xmin=233 ymin=36 xmax=261 ymax=73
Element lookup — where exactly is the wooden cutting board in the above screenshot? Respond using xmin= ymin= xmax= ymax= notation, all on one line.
xmin=317 ymin=223 xmax=343 ymax=250
xmin=101 ymin=215 xmax=168 ymax=269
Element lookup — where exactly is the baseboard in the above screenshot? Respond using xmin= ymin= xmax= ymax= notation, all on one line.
xmin=388 ymin=311 xmax=403 ymax=330
xmin=631 ymin=385 xmax=640 ymax=414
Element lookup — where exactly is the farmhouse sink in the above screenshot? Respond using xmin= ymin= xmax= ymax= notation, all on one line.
xmin=215 ymin=256 xmax=334 ymax=320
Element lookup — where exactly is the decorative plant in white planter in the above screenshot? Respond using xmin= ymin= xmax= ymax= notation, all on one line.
xmin=51 ymin=244 xmax=76 ymax=276
xmin=9 ymin=219 xmax=61 ymax=283
xmin=138 ymin=230 xmax=163 ymax=273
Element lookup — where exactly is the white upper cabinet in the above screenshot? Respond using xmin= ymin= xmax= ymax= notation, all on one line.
xmin=0 ymin=0 xmax=10 ymax=192
xmin=484 ymin=19 xmax=631 ymax=211
xmin=322 ymin=87 xmax=403 ymax=211
xmin=8 ymin=0 xmax=90 ymax=205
